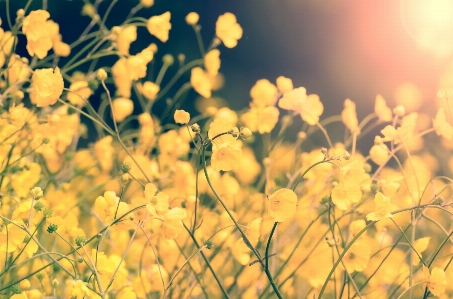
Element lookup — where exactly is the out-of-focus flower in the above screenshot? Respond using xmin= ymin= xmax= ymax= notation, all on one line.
xmin=268 ymin=188 xmax=297 ymax=222
xmin=161 ymin=207 xmax=186 ymax=239
xmin=174 ymin=110 xmax=190 ymax=124
xmin=112 ymin=97 xmax=134 ymax=122
xmin=276 ymin=76 xmax=293 ymax=93
xmin=141 ymin=0 xmax=154 ymax=8
xmin=0 ymin=28 xmax=15 ymax=68
xmin=241 ymin=106 xmax=279 ymax=134
xmin=204 ymin=49 xmax=221 ymax=76
xmin=250 ymin=79 xmax=278 ymax=108
xmin=186 ymin=12 xmax=199 ymax=25
xmin=279 ymin=88 xmax=324 ymax=125
xmin=215 ymin=12 xmax=243 ymax=48
xmin=343 ymin=241 xmax=371 ymax=273
xmin=147 ymin=12 xmax=171 ymax=42
xmin=191 ymin=67 xmax=212 ymax=98
xmin=138 ymin=81 xmax=160 ymax=101
xmin=30 ymin=67 xmax=64 ymax=107
xmin=67 ymin=80 xmax=92 ymax=106
xmin=374 ymin=94 xmax=392 ymax=122
xmin=412 ymin=237 xmax=430 ymax=265
xmin=423 ymin=266 xmax=447 ymax=297
xmin=366 ymin=192 xmax=392 ymax=221
xmin=341 ymin=98 xmax=359 ymax=131
xmin=115 ymin=25 xmax=137 ymax=55
xmin=433 ymin=107 xmax=453 ymax=140
xmin=22 ymin=10 xmax=53 ymax=58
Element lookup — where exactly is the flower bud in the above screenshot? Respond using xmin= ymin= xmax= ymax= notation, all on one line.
xmin=20 ymin=279 xmax=31 ymax=290
xmin=75 ymin=236 xmax=87 ymax=247
xmin=240 ymin=127 xmax=252 ymax=139
xmin=162 ymin=54 xmax=174 ymax=65
xmin=185 ymin=12 xmax=199 ymax=25
xmin=121 ymin=163 xmax=131 ymax=173
xmin=97 ymin=68 xmax=107 ymax=81
xmin=30 ymin=187 xmax=43 ymax=199
xmin=51 ymin=279 xmax=59 ymax=288
xmin=47 ymin=223 xmax=58 ymax=233
xmin=191 ymin=123 xmax=201 ymax=133
xmin=393 ymin=105 xmax=405 ymax=117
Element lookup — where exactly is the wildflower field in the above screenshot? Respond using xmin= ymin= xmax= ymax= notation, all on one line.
xmin=2 ymin=0 xmax=453 ymax=298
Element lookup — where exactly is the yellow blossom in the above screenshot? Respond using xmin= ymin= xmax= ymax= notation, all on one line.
xmin=161 ymin=207 xmax=186 ymax=239
xmin=205 ymin=49 xmax=221 ymax=76
xmin=279 ymin=88 xmax=324 ymax=125
xmin=366 ymin=192 xmax=392 ymax=221
xmin=65 ymin=279 xmax=92 ymax=299
xmin=412 ymin=237 xmax=430 ymax=265
xmin=67 ymin=80 xmax=92 ymax=106
xmin=268 ymin=188 xmax=297 ymax=222
xmin=232 ymin=218 xmax=262 ymax=265
xmin=241 ymin=105 xmax=280 ymax=134
xmin=186 ymin=12 xmax=199 ymax=25
xmin=112 ymin=58 xmax=132 ymax=97
xmin=94 ymin=136 xmax=114 ymax=172
xmin=6 ymin=55 xmax=31 ymax=84
xmin=174 ymin=109 xmax=190 ymax=124
xmin=216 ymin=12 xmax=243 ymax=48
xmin=191 ymin=67 xmax=212 ymax=98
xmin=139 ymin=81 xmax=160 ymax=101
xmin=343 ymin=241 xmax=371 ymax=273
xmin=211 ymin=143 xmax=242 ymax=171
xmin=341 ymin=98 xmax=359 ymax=131
xmin=433 ymin=107 xmax=453 ymax=140
xmin=116 ymin=25 xmax=137 ymax=55
xmin=112 ymin=97 xmax=134 ymax=122
xmin=250 ymin=79 xmax=278 ymax=108
xmin=423 ymin=266 xmax=447 ymax=296
xmin=147 ymin=11 xmax=171 ymax=42
xmin=22 ymin=10 xmax=53 ymax=58
xmin=369 ymin=141 xmax=389 ymax=166
xmin=30 ymin=67 xmax=64 ymax=107
xmin=93 ymin=191 xmax=129 ymax=223
xmin=374 ymin=94 xmax=392 ymax=122
xmin=141 ymin=0 xmax=154 ymax=8
xmin=276 ymin=76 xmax=293 ymax=93
xmin=0 ymin=28 xmax=15 ymax=68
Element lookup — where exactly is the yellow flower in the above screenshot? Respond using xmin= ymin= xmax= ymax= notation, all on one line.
xmin=94 ymin=136 xmax=114 ymax=172
xmin=423 ymin=266 xmax=447 ymax=297
xmin=67 ymin=80 xmax=92 ymax=106
xmin=341 ymin=98 xmax=359 ymax=131
xmin=186 ymin=12 xmax=199 ymax=25
xmin=6 ymin=55 xmax=31 ymax=84
xmin=215 ymin=12 xmax=243 ymax=48
xmin=174 ymin=109 xmax=190 ymax=124
xmin=412 ymin=237 xmax=430 ymax=265
xmin=276 ymin=76 xmax=293 ymax=93
xmin=0 ymin=28 xmax=15 ymax=68
xmin=30 ymin=67 xmax=64 ymax=107
xmin=204 ymin=49 xmax=221 ymax=76
xmin=112 ymin=97 xmax=134 ymax=122
xmin=93 ymin=191 xmax=129 ymax=222
xmin=112 ymin=58 xmax=132 ymax=97
xmin=241 ymin=106 xmax=280 ymax=134
xmin=208 ymin=118 xmax=237 ymax=147
xmin=343 ymin=241 xmax=371 ymax=273
xmin=138 ymin=81 xmax=160 ymax=101
xmin=250 ymin=79 xmax=278 ymax=108
xmin=147 ymin=11 xmax=171 ymax=42
xmin=232 ymin=218 xmax=262 ymax=265
xmin=433 ymin=107 xmax=453 ymax=140
xmin=369 ymin=140 xmax=389 ymax=166
xmin=331 ymin=182 xmax=362 ymax=210
xmin=211 ymin=143 xmax=242 ymax=171
xmin=268 ymin=188 xmax=297 ymax=222
xmin=279 ymin=88 xmax=324 ymax=125
xmin=65 ymin=279 xmax=92 ymax=299
xmin=161 ymin=207 xmax=186 ymax=239
xmin=117 ymin=287 xmax=137 ymax=299
xmin=116 ymin=25 xmax=137 ymax=55
xmin=366 ymin=192 xmax=392 ymax=221
xmin=22 ymin=10 xmax=53 ymax=58
xmin=374 ymin=94 xmax=392 ymax=122
xmin=191 ymin=67 xmax=212 ymax=98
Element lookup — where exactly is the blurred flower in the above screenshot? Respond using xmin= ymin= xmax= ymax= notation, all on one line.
xmin=423 ymin=266 xmax=447 ymax=296
xmin=174 ymin=109 xmax=190 ymax=124
xmin=112 ymin=97 xmax=134 ymax=122
xmin=138 ymin=81 xmax=160 ymax=101
xmin=250 ymin=79 xmax=278 ymax=108
xmin=191 ymin=67 xmax=212 ymax=98
xmin=215 ymin=12 xmax=243 ymax=48
xmin=67 ymin=80 xmax=92 ymax=106
xmin=343 ymin=241 xmax=371 ymax=273
xmin=433 ymin=107 xmax=453 ymax=140
xmin=374 ymin=94 xmax=392 ymax=122
xmin=115 ymin=25 xmax=137 ymax=55
xmin=241 ymin=106 xmax=279 ymax=134
xmin=279 ymin=88 xmax=323 ymax=125
xmin=341 ymin=98 xmax=358 ymax=131
xmin=30 ymin=67 xmax=64 ymax=107
xmin=141 ymin=0 xmax=154 ymax=8
xmin=147 ymin=12 xmax=171 ymax=42
xmin=366 ymin=192 xmax=392 ymax=221
xmin=22 ymin=10 xmax=53 ymax=58
xmin=268 ymin=188 xmax=297 ymax=222
xmin=276 ymin=76 xmax=293 ymax=93
xmin=204 ymin=49 xmax=221 ymax=76
xmin=161 ymin=207 xmax=186 ymax=239
xmin=412 ymin=237 xmax=430 ymax=265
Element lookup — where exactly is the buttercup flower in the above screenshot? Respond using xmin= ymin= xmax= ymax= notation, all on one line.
xmin=433 ymin=107 xmax=453 ymax=140
xmin=276 ymin=76 xmax=293 ymax=93
xmin=215 ymin=12 xmax=243 ymax=48
xmin=191 ymin=67 xmax=212 ymax=98
xmin=147 ymin=12 xmax=171 ymax=42
xmin=174 ymin=110 xmax=190 ymax=124
xmin=366 ymin=192 xmax=392 ymax=221
xmin=412 ymin=237 xmax=430 ymax=265
xmin=161 ymin=207 xmax=186 ymax=239
xmin=141 ymin=0 xmax=154 ymax=8
xmin=67 ymin=80 xmax=92 ymax=106
xmin=341 ymin=98 xmax=359 ymax=131
xmin=279 ymin=87 xmax=324 ymax=125
xmin=423 ymin=266 xmax=447 ymax=296
xmin=30 ymin=67 xmax=64 ymax=107
xmin=268 ymin=188 xmax=297 ymax=222
xmin=112 ymin=97 xmax=134 ymax=122
xmin=343 ymin=241 xmax=371 ymax=273
xmin=241 ymin=105 xmax=280 ymax=134
xmin=204 ymin=49 xmax=221 ymax=76
xmin=22 ymin=10 xmax=53 ymax=58
xmin=250 ymin=79 xmax=278 ymax=108
xmin=115 ymin=25 xmax=137 ymax=55
xmin=139 ymin=81 xmax=160 ymax=101
xmin=374 ymin=94 xmax=392 ymax=122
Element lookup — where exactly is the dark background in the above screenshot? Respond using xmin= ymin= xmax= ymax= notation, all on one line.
xmin=2 ymin=0 xmax=452 ymax=139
